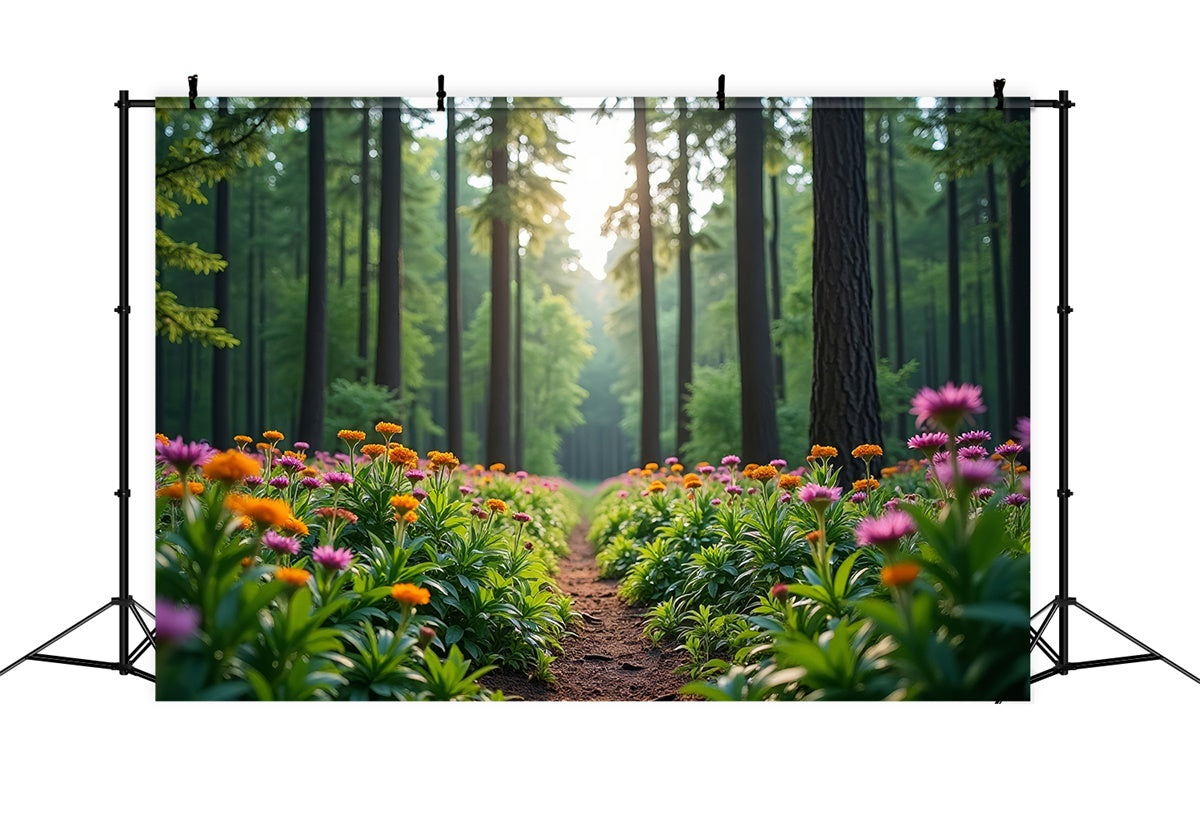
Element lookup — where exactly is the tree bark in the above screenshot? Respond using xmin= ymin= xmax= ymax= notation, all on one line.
xmin=809 ymin=97 xmax=883 ymax=484
xmin=485 ymin=98 xmax=513 ymax=466
xmin=872 ymin=113 xmax=889 ymax=363
xmin=357 ymin=105 xmax=371 ymax=381
xmin=446 ymin=97 xmax=464 ymax=457
xmin=633 ymin=98 xmax=661 ymax=464
xmin=986 ymin=162 xmax=1011 ymax=433
xmin=945 ymin=99 xmax=962 ymax=383
xmin=676 ymin=98 xmax=694 ymax=453
xmin=735 ymin=97 xmax=780 ymax=462
xmin=246 ymin=181 xmax=257 ymax=434
xmin=769 ymin=172 xmax=785 ymax=401
xmin=298 ymin=99 xmax=328 ymax=448
xmin=211 ymin=97 xmax=231 ymax=447
xmin=886 ymin=112 xmax=907 ymax=436
xmin=375 ymin=97 xmax=403 ymax=395
xmin=337 ymin=210 xmax=347 ymax=288
xmin=1005 ymin=104 xmax=1031 ymax=432
xmin=514 ymin=235 xmax=524 ymax=469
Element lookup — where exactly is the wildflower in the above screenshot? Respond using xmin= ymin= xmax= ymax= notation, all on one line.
xmin=388 ymin=445 xmax=419 ymax=469
xmin=277 ymin=455 xmax=304 ymax=472
xmin=156 ymin=436 xmax=213 ymax=474
xmin=771 ymin=583 xmax=789 ymax=600
xmin=402 ymin=511 xmax=418 ymax=524
xmin=799 ymin=483 xmax=841 ymax=511
xmin=324 ymin=472 xmax=354 ymax=488
xmin=155 ymin=599 xmax=199 ymax=643
xmin=770 ymin=459 xmax=787 ymax=469
xmin=203 ymin=449 xmax=261 ymax=484
xmin=683 ymin=473 xmax=702 ymax=490
xmin=721 ymin=455 xmax=741 ymax=467
xmin=933 ymin=457 xmax=998 ymax=488
xmin=907 ymin=431 xmax=950 ymax=455
xmin=852 ymin=478 xmax=880 ymax=492
xmin=957 ymin=430 xmax=991 ymax=446
xmin=780 ymin=492 xmax=792 ymax=503
xmin=262 ymin=531 xmax=301 ymax=555
xmin=412 ymin=487 xmax=427 ymax=501
xmin=617 ymin=490 xmax=629 ymax=499
xmin=778 ymin=474 xmax=803 ymax=491
xmin=338 ymin=429 xmax=367 ymax=444
xmin=1005 ymin=493 xmax=1029 ymax=507
xmin=375 ymin=421 xmax=403 ymax=436
xmin=665 ymin=456 xmax=679 ymax=466
xmin=459 ymin=484 xmax=475 ymax=496
xmin=356 ymin=444 xmax=384 ymax=460
xmin=314 ymin=507 xmax=359 ymax=524
xmin=155 ymin=481 xmax=204 ymax=500
xmin=276 ymin=567 xmax=311 ymax=587
xmin=515 ymin=470 xmax=529 ymax=479
xmin=256 ymin=443 xmax=272 ymax=453
xmin=852 ymin=444 xmax=883 ymax=460
xmin=417 ymin=626 xmax=436 ymax=649
xmin=645 ymin=462 xmax=659 ymax=472
xmin=805 ymin=531 xmax=821 ymax=544
xmin=881 ymin=467 xmax=899 ymax=479
xmin=710 ymin=499 xmax=721 ymax=507
xmin=262 ymin=430 xmax=285 ymax=443
xmin=1015 ymin=417 xmax=1031 ymax=449
xmin=225 ymin=494 xmax=292 ymax=528
xmin=810 ymin=445 xmax=838 ymax=459
xmin=957 ymin=445 xmax=989 ymax=461
xmin=648 ymin=480 xmax=667 ymax=493
xmin=293 ymin=441 xmax=310 ymax=451
xmin=268 ymin=476 xmax=290 ymax=490
xmin=390 ymin=494 xmax=421 ymax=514
xmin=299 ymin=476 xmax=321 ymax=491
xmin=428 ymin=451 xmax=461 ymax=471
xmin=995 ymin=440 xmax=1024 ymax=458
xmin=390 ymin=583 xmax=430 ymax=606
xmin=850 ymin=491 xmax=867 ymax=504
xmin=155 ymin=433 xmax=170 ymax=446
xmin=640 ymin=469 xmax=653 ymax=478
xmin=726 ymin=485 xmax=744 ymax=497
xmin=975 ymin=487 xmax=996 ymax=501
xmin=406 ymin=469 xmax=426 ymax=482
xmin=855 ymin=511 xmax=917 ymax=552
xmin=910 ymin=382 xmax=986 ymax=431
xmin=302 ymin=467 xmax=319 ymax=478
xmin=490 ymin=462 xmax=506 ymax=472
xmin=881 ymin=562 xmax=920 ymax=588
xmin=485 ymin=498 xmax=509 ymax=515
xmin=312 ymin=545 xmax=353 ymax=571
xmin=671 ymin=463 xmax=684 ymax=473
xmin=751 ymin=465 xmax=779 ymax=482
xmin=233 ymin=434 xmax=253 ymax=447
xmin=513 ymin=512 xmax=532 ymax=523
xmin=282 ymin=517 xmax=310 ymax=537
xmin=698 ymin=464 xmax=716 ymax=475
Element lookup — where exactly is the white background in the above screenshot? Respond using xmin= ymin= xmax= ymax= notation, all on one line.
xmin=1 ymin=2 xmax=1196 ymax=815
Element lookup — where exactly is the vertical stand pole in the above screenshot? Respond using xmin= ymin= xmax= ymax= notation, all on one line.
xmin=1056 ymin=88 xmax=1070 ymax=675
xmin=118 ymin=89 xmax=131 ymax=675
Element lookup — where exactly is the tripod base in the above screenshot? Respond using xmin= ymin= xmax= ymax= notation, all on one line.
xmin=0 ymin=597 xmax=156 ymax=683
xmin=1030 ymin=596 xmax=1200 ymax=686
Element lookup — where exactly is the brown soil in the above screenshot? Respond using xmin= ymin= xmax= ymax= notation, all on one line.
xmin=485 ymin=521 xmax=686 ymax=701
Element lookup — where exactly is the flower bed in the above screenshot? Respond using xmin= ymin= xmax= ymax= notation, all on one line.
xmin=154 ymin=425 xmax=576 ymax=700
xmin=588 ymin=383 xmax=1031 ymax=700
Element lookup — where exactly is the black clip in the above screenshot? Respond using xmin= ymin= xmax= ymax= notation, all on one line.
xmin=437 ymin=75 xmax=446 ymax=112
xmin=717 ymin=74 xmax=725 ymax=110
xmin=188 ymin=74 xmax=199 ymax=109
xmin=993 ymin=78 xmax=1005 ymax=110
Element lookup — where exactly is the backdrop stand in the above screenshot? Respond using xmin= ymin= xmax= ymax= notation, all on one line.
xmin=0 ymin=90 xmax=156 ymax=684
xmin=1030 ymin=89 xmax=1199 ymax=688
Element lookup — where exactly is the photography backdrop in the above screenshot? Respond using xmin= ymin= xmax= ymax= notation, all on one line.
xmin=154 ymin=95 xmax=1031 ymax=701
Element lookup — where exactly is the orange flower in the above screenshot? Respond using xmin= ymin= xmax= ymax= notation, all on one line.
xmin=403 ymin=510 xmax=418 ymax=524
xmin=283 ymin=450 xmax=307 ymax=462
xmin=810 ymin=445 xmax=839 ymax=459
xmin=670 ymin=463 xmax=684 ymax=473
xmin=778 ymin=474 xmax=803 ymax=491
xmin=203 ymin=449 xmax=262 ymax=483
xmin=683 ymin=473 xmax=703 ymax=489
xmin=742 ymin=464 xmax=759 ymax=478
xmin=155 ymin=481 xmax=205 ymax=499
xmin=490 ymin=463 xmax=506 ymax=473
xmin=375 ymin=421 xmax=403 ymax=436
xmin=647 ymin=480 xmax=667 ymax=494
xmin=390 ymin=583 xmax=430 ymax=606
xmin=225 ymin=494 xmax=292 ymax=528
xmin=240 ymin=556 xmax=256 ymax=568
xmin=428 ymin=451 xmax=461 ymax=471
xmin=805 ymin=531 xmax=821 ymax=544
xmin=881 ymin=562 xmax=920 ymax=588
xmin=644 ymin=462 xmax=659 ymax=472
xmin=695 ymin=461 xmax=711 ymax=470
xmin=485 ymin=498 xmax=509 ymax=515
xmin=390 ymin=494 xmax=421 ymax=514
xmin=276 ymin=567 xmax=311 ymax=587
xmin=388 ymin=445 xmax=419 ymax=469
xmin=852 ymin=478 xmax=880 ymax=492
xmin=1015 ymin=465 xmax=1028 ymax=474
xmin=239 ymin=516 xmax=254 ymax=530
xmin=263 ymin=430 xmax=285 ymax=443
xmin=751 ymin=465 xmax=778 ymax=482
xmin=155 ymin=433 xmax=170 ymax=446
xmin=338 ymin=429 xmax=366 ymax=443
xmin=256 ymin=442 xmax=272 ymax=452
xmin=233 ymin=434 xmax=253 ymax=446
xmin=852 ymin=444 xmax=883 ymax=460
xmin=361 ymin=444 xmax=386 ymax=459
xmin=881 ymin=466 xmax=899 ymax=478
xmin=301 ymin=466 xmax=319 ymax=478
xmin=627 ymin=468 xmax=640 ymax=477
xmin=281 ymin=516 xmax=310 ymax=537
xmin=640 ymin=469 xmax=653 ymax=478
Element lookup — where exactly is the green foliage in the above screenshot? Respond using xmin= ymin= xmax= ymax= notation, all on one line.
xmin=680 ymin=364 xmax=741 ymax=465
xmin=323 ymin=378 xmax=402 ymax=445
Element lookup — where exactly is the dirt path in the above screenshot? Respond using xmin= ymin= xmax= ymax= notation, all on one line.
xmin=485 ymin=521 xmax=684 ymax=701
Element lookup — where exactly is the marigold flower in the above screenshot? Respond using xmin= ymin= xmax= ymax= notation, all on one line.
xmin=648 ymin=480 xmax=667 ymax=493
xmin=155 ymin=481 xmax=205 ymax=499
xmin=670 ymin=463 xmax=684 ymax=473
xmin=751 ymin=465 xmax=778 ymax=482
xmin=852 ymin=478 xmax=880 ymax=492
xmin=256 ymin=442 xmax=272 ymax=452
xmin=644 ymin=462 xmax=659 ymax=472
xmin=281 ymin=516 xmax=310 ymax=537
xmin=388 ymin=445 xmax=419 ymax=469
xmin=375 ymin=421 xmax=403 ymax=436
xmin=1015 ymin=465 xmax=1028 ymax=474
xmin=338 ymin=429 xmax=367 ymax=443
xmin=314 ymin=507 xmax=359 ymax=524
xmin=881 ymin=562 xmax=920 ymax=588
xmin=233 ymin=434 xmax=253 ymax=446
xmin=640 ymin=469 xmax=653 ymax=478
xmin=910 ymin=382 xmax=986 ymax=432
xmin=810 ymin=445 xmax=839 ymax=459
xmin=312 ymin=545 xmax=353 ymax=571
xmin=263 ymin=430 xmax=285 ymax=443
xmin=627 ymin=468 xmax=640 ymax=477
xmin=403 ymin=510 xmax=418 ymax=524
xmin=852 ymin=444 xmax=883 ymax=460
xmin=225 ymin=494 xmax=292 ymax=528
xmin=361 ymin=444 xmax=386 ymax=459
xmin=390 ymin=494 xmax=421 ymax=514
xmin=490 ymin=462 xmax=506 ymax=472
xmin=778 ymin=474 xmax=803 ymax=491
xmin=742 ymin=464 xmax=759 ymax=477
xmin=283 ymin=450 xmax=307 ymax=462
xmin=485 ymin=498 xmax=509 ymax=515
xmin=276 ymin=567 xmax=311 ymax=587
xmin=391 ymin=583 xmax=430 ymax=606
xmin=856 ymin=511 xmax=917 ymax=552
xmin=203 ymin=449 xmax=262 ymax=484
xmin=881 ymin=466 xmax=899 ymax=478
xmin=683 ymin=474 xmax=703 ymax=489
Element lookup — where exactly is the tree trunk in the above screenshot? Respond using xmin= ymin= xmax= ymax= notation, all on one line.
xmin=886 ymin=112 xmax=907 ymax=436
xmin=809 ymin=97 xmax=883 ymax=484
xmin=1007 ymin=104 xmax=1031 ymax=432
xmin=183 ymin=340 xmax=194 ymax=438
xmin=446 ymin=97 xmax=464 ymax=457
xmin=945 ymin=99 xmax=962 ymax=383
xmin=246 ymin=182 xmax=258 ymax=434
xmin=375 ymin=98 xmax=403 ymax=396
xmin=735 ymin=97 xmax=780 ymax=462
xmin=338 ymin=210 xmax=347 ymax=288
xmin=514 ymin=237 xmax=524 ymax=469
xmin=986 ymin=162 xmax=1011 ymax=433
xmin=486 ymin=98 xmax=513 ymax=466
xmin=298 ymin=100 xmax=328 ymax=448
xmin=211 ymin=97 xmax=232 ymax=447
xmin=676 ymin=98 xmax=694 ymax=453
xmin=257 ymin=219 xmax=268 ymax=432
xmin=633 ymin=98 xmax=661 ymax=464
xmin=769 ymin=172 xmax=785 ymax=401
xmin=872 ymin=113 xmax=889 ymax=363
xmin=357 ymin=106 xmax=371 ymax=381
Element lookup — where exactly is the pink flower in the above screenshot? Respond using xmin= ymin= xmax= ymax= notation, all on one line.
xmin=299 ymin=476 xmax=321 ymax=490
xmin=698 ymin=465 xmax=716 ymax=475
xmin=907 ymin=431 xmax=950 ymax=454
xmin=975 ymin=486 xmax=996 ymax=501
xmin=721 ymin=455 xmax=741 ymax=467
xmin=995 ymin=440 xmax=1024 ymax=458
xmin=406 ymin=469 xmax=426 ymax=482
xmin=726 ymin=485 xmax=744 ymax=497
xmin=664 ymin=457 xmax=679 ymax=466
xmin=277 ymin=455 xmax=304 ymax=472
xmin=779 ymin=492 xmax=792 ymax=504
xmin=513 ymin=512 xmax=532 ymax=523
xmin=769 ymin=459 xmax=787 ymax=469
xmin=515 ymin=470 xmax=529 ymax=479
xmin=849 ymin=491 xmax=867 ymax=504
xmin=156 ymin=436 xmax=213 ymax=474
xmin=956 ymin=430 xmax=992 ymax=446
xmin=1004 ymin=493 xmax=1029 ymax=507
xmin=459 ymin=484 xmax=475 ymax=496
xmin=855 ymin=510 xmax=917 ymax=552
xmin=957 ymin=445 xmax=989 ymax=461
xmin=262 ymin=531 xmax=301 ymax=555
xmin=269 ymin=475 xmax=290 ymax=489
xmin=156 ymin=599 xmax=200 ymax=643
xmin=770 ymin=583 xmax=789 ymax=600
xmin=1015 ymin=417 xmax=1031 ymax=449
xmin=910 ymin=382 xmax=986 ymax=432
xmin=312 ymin=545 xmax=353 ymax=571
xmin=933 ymin=457 xmax=998 ymax=488
xmin=617 ymin=490 xmax=629 ymax=499
xmin=244 ymin=475 xmax=265 ymax=488
xmin=798 ymin=483 xmax=841 ymax=510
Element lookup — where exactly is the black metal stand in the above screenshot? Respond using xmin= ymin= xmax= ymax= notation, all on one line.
xmin=0 ymin=90 xmax=156 ymax=685
xmin=1030 ymin=89 xmax=1199 ymax=689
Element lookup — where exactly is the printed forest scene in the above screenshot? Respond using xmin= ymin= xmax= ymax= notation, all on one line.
xmin=154 ymin=96 xmax=1031 ymax=701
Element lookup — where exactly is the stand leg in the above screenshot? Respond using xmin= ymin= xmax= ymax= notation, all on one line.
xmin=0 ymin=601 xmax=117 ymax=677
xmin=1071 ymin=601 xmax=1200 ymax=686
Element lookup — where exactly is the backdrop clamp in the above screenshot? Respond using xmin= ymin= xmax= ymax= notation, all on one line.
xmin=993 ymin=78 xmax=1005 ymax=110
xmin=188 ymin=74 xmax=198 ymax=109
xmin=717 ymin=74 xmax=725 ymax=110
xmin=437 ymin=75 xmax=446 ymax=111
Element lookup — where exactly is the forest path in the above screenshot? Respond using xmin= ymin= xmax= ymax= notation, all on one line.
xmin=485 ymin=520 xmax=684 ymax=701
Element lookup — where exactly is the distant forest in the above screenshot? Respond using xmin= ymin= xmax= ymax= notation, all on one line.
xmin=155 ymin=96 xmax=1030 ymax=482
